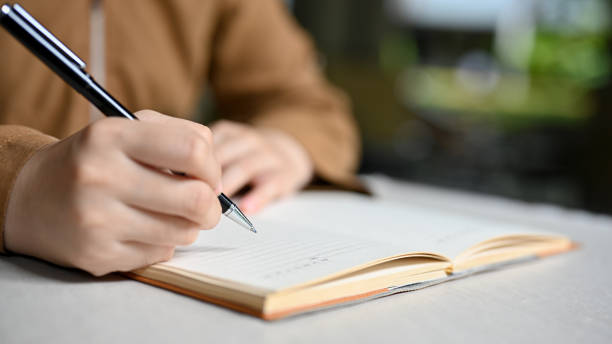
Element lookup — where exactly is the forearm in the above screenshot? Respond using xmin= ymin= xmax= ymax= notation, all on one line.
xmin=211 ymin=0 xmax=363 ymax=190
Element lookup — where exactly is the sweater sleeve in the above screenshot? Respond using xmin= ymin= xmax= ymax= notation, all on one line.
xmin=0 ymin=125 xmax=57 ymax=253
xmin=209 ymin=0 xmax=365 ymax=192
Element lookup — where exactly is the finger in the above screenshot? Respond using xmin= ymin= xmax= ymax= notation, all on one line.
xmin=215 ymin=136 xmax=258 ymax=166
xmin=239 ymin=175 xmax=283 ymax=214
xmin=119 ymin=119 xmax=220 ymax=189
xmin=136 ymin=109 xmax=209 ymax=131
xmin=118 ymin=162 xmax=222 ymax=227
xmin=210 ymin=120 xmax=247 ymax=146
xmin=114 ymin=242 xmax=176 ymax=272
xmin=136 ymin=110 xmax=222 ymax=167
xmin=221 ymin=153 xmax=278 ymax=196
xmin=115 ymin=203 xmax=203 ymax=246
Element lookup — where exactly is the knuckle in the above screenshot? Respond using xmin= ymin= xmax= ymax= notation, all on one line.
xmin=197 ymin=125 xmax=213 ymax=144
xmin=78 ymin=125 xmax=98 ymax=147
xmin=216 ymin=119 xmax=231 ymax=127
xmin=183 ymin=184 xmax=214 ymax=223
xmin=213 ymin=120 xmax=232 ymax=131
xmin=71 ymin=139 xmax=116 ymax=188
xmin=71 ymin=159 xmax=105 ymax=187
xmin=243 ymin=132 xmax=260 ymax=146
xmin=135 ymin=109 xmax=158 ymax=118
xmin=82 ymin=118 xmax=123 ymax=146
xmin=184 ymin=133 xmax=209 ymax=167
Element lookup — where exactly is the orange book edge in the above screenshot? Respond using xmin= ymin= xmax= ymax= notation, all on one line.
xmin=536 ymin=241 xmax=579 ymax=258
xmin=122 ymin=272 xmax=389 ymax=320
xmin=122 ymin=242 xmax=578 ymax=320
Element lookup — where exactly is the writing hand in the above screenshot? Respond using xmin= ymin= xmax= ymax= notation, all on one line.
xmin=4 ymin=110 xmax=221 ymax=276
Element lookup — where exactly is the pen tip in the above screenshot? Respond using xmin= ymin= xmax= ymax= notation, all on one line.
xmin=224 ymin=202 xmax=257 ymax=234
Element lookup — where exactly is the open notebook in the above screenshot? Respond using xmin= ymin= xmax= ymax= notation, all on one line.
xmin=126 ymin=191 xmax=573 ymax=320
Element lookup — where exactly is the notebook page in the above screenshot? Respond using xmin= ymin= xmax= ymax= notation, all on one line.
xmin=162 ymin=191 xmax=557 ymax=291
xmin=255 ymin=192 xmax=559 ymax=259
xmin=163 ymin=220 xmax=408 ymax=291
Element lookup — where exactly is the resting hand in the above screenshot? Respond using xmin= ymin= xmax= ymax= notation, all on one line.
xmin=211 ymin=120 xmax=314 ymax=214
xmin=4 ymin=110 xmax=221 ymax=276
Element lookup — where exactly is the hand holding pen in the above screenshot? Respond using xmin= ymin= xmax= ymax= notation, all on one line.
xmin=1 ymin=3 xmax=254 ymax=276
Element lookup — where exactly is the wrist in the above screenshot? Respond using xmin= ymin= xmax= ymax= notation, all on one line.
xmin=3 ymin=142 xmax=55 ymax=257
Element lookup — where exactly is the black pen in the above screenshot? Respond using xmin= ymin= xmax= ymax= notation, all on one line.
xmin=0 ymin=3 xmax=256 ymax=233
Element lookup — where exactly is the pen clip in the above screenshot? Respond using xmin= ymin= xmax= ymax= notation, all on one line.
xmin=10 ymin=3 xmax=86 ymax=70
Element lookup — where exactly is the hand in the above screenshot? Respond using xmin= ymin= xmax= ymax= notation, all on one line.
xmin=211 ymin=120 xmax=314 ymax=214
xmin=4 ymin=110 xmax=222 ymax=276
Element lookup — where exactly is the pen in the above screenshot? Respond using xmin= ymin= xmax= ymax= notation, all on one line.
xmin=0 ymin=3 xmax=256 ymax=233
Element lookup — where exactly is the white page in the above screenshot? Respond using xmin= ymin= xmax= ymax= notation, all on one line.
xmin=162 ymin=191 xmax=557 ymax=291
xmin=164 ymin=221 xmax=406 ymax=291
xmin=255 ymin=192 xmax=556 ymax=258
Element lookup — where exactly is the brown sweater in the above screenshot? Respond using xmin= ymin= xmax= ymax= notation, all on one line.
xmin=0 ymin=0 xmax=362 ymax=253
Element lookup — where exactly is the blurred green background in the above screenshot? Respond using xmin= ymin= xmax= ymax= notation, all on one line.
xmin=289 ymin=0 xmax=612 ymax=215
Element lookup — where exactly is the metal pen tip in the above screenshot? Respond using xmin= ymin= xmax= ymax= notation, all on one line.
xmin=239 ymin=210 xmax=257 ymax=234
xmin=225 ymin=203 xmax=257 ymax=234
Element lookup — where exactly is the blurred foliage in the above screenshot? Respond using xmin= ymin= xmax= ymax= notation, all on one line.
xmin=530 ymin=33 xmax=610 ymax=87
xmin=292 ymin=0 xmax=612 ymax=213
xmin=379 ymin=32 xmax=418 ymax=76
xmin=403 ymin=67 xmax=594 ymax=126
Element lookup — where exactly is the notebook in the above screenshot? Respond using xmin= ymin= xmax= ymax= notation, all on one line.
xmin=126 ymin=191 xmax=573 ymax=320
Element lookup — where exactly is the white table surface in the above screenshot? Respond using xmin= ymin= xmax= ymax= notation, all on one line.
xmin=1 ymin=175 xmax=611 ymax=344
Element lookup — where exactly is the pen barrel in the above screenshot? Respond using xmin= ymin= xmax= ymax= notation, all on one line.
xmin=0 ymin=5 xmax=137 ymax=120
xmin=82 ymin=78 xmax=138 ymax=120
xmin=3 ymin=4 xmax=253 ymax=232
